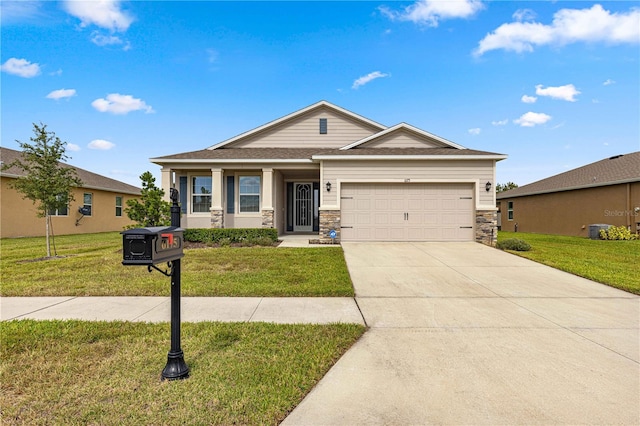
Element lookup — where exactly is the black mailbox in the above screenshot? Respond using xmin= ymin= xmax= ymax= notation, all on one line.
xmin=122 ymin=226 xmax=184 ymax=265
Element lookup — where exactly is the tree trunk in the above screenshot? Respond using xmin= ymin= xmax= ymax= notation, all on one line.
xmin=45 ymin=214 xmax=51 ymax=258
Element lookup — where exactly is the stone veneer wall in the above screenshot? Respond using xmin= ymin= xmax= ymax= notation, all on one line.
xmin=475 ymin=210 xmax=497 ymax=246
xmin=261 ymin=210 xmax=274 ymax=228
xmin=319 ymin=210 xmax=341 ymax=243
xmin=211 ymin=209 xmax=224 ymax=228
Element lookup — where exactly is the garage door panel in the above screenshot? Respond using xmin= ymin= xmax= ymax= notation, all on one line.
xmin=341 ymin=183 xmax=474 ymax=242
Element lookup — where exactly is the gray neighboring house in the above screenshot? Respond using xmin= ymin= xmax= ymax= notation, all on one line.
xmin=497 ymin=151 xmax=640 ymax=236
xmin=151 ymin=101 xmax=507 ymax=244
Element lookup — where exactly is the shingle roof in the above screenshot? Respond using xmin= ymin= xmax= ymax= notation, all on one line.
xmin=151 ymin=147 xmax=504 ymax=162
xmin=497 ymin=151 xmax=640 ymax=199
xmin=1 ymin=147 xmax=141 ymax=195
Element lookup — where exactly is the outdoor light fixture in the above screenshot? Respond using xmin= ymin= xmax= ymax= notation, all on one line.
xmin=485 ymin=181 xmax=492 ymax=192
xmin=326 ymin=181 xmax=332 ymax=192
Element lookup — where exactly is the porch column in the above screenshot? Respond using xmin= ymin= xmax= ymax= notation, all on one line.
xmin=211 ymin=168 xmax=224 ymax=228
xmin=261 ymin=168 xmax=274 ymax=228
xmin=161 ymin=167 xmax=173 ymax=202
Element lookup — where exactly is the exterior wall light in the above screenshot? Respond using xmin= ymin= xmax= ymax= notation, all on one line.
xmin=326 ymin=181 xmax=332 ymax=192
xmin=485 ymin=181 xmax=492 ymax=192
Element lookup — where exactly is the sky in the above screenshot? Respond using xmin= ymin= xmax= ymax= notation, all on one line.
xmin=2 ymin=0 xmax=639 ymax=188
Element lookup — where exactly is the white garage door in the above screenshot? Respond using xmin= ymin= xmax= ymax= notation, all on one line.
xmin=340 ymin=183 xmax=475 ymax=241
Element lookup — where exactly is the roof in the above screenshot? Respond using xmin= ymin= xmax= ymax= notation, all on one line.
xmin=1 ymin=147 xmax=141 ymax=195
xmin=340 ymin=123 xmax=465 ymax=150
xmin=151 ymin=147 xmax=506 ymax=164
xmin=209 ymin=100 xmax=387 ymax=149
xmin=497 ymin=151 xmax=640 ymax=199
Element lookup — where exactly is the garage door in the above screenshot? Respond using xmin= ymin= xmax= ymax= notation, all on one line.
xmin=340 ymin=183 xmax=474 ymax=241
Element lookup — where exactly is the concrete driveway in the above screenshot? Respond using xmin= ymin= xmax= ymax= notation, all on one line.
xmin=283 ymin=242 xmax=639 ymax=425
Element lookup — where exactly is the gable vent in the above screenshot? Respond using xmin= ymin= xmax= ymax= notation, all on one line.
xmin=319 ymin=118 xmax=327 ymax=134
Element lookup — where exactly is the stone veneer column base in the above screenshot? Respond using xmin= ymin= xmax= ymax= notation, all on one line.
xmin=319 ymin=210 xmax=341 ymax=243
xmin=210 ymin=209 xmax=224 ymax=228
xmin=261 ymin=210 xmax=274 ymax=228
xmin=475 ymin=210 xmax=497 ymax=246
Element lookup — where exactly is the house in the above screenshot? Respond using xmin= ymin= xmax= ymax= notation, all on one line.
xmin=1 ymin=147 xmax=141 ymax=238
xmin=497 ymin=151 xmax=640 ymax=237
xmin=150 ymin=101 xmax=506 ymax=244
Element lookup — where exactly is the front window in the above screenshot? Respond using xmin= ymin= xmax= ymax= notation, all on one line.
xmin=507 ymin=201 xmax=514 ymax=221
xmin=192 ymin=176 xmax=212 ymax=213
xmin=115 ymin=196 xmax=123 ymax=217
xmin=48 ymin=194 xmax=69 ymax=216
xmin=83 ymin=193 xmax=93 ymax=216
xmin=239 ymin=176 xmax=260 ymax=213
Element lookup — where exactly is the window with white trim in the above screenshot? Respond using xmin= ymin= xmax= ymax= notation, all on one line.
xmin=115 ymin=196 xmax=123 ymax=217
xmin=239 ymin=176 xmax=260 ymax=213
xmin=48 ymin=194 xmax=69 ymax=216
xmin=83 ymin=193 xmax=93 ymax=216
xmin=192 ymin=176 xmax=212 ymax=213
xmin=507 ymin=201 xmax=514 ymax=221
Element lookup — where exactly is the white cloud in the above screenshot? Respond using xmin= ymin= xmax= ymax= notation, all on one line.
xmin=352 ymin=71 xmax=390 ymax=89
xmin=514 ymin=112 xmax=552 ymax=127
xmin=90 ymin=32 xmax=130 ymax=50
xmin=521 ymin=95 xmax=537 ymax=104
xmin=91 ymin=93 xmax=154 ymax=114
xmin=46 ymin=88 xmax=77 ymax=100
xmin=63 ymin=0 xmax=133 ymax=32
xmin=1 ymin=1 xmax=44 ymax=23
xmin=475 ymin=4 xmax=640 ymax=56
xmin=1 ymin=58 xmax=41 ymax=78
xmin=535 ymin=84 xmax=580 ymax=102
xmin=468 ymin=128 xmax=481 ymax=135
xmin=513 ymin=9 xmax=536 ymax=22
xmin=380 ymin=0 xmax=484 ymax=27
xmin=88 ymin=139 xmax=115 ymax=150
xmin=492 ymin=119 xmax=508 ymax=126
xmin=603 ymin=79 xmax=615 ymax=86
xmin=50 ymin=69 xmax=63 ymax=76
xmin=67 ymin=143 xmax=81 ymax=152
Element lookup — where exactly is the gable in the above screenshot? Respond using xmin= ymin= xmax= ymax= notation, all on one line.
xmin=216 ymin=104 xmax=384 ymax=149
xmin=354 ymin=128 xmax=444 ymax=149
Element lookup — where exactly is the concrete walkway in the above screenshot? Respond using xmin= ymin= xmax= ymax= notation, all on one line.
xmin=0 ymin=296 xmax=364 ymax=324
xmin=283 ymin=242 xmax=640 ymax=425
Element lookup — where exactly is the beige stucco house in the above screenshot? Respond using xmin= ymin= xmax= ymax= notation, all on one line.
xmin=1 ymin=147 xmax=140 ymax=238
xmin=151 ymin=101 xmax=506 ymax=244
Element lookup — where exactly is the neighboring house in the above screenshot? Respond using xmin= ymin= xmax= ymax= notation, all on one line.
xmin=1 ymin=147 xmax=141 ymax=238
xmin=497 ymin=151 xmax=640 ymax=236
xmin=151 ymin=101 xmax=507 ymax=244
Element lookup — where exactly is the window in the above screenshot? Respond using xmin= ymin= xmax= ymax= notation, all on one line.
xmin=83 ymin=193 xmax=93 ymax=216
xmin=192 ymin=176 xmax=212 ymax=213
xmin=507 ymin=201 xmax=514 ymax=220
xmin=48 ymin=194 xmax=69 ymax=216
xmin=319 ymin=118 xmax=327 ymax=134
xmin=115 ymin=196 xmax=123 ymax=217
xmin=179 ymin=177 xmax=187 ymax=214
xmin=239 ymin=176 xmax=260 ymax=213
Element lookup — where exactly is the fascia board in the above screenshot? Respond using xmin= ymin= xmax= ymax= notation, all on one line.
xmin=340 ymin=123 xmax=466 ymax=150
xmin=207 ymin=100 xmax=386 ymax=150
xmin=312 ymin=155 xmax=508 ymax=161
xmin=150 ymin=158 xmax=315 ymax=164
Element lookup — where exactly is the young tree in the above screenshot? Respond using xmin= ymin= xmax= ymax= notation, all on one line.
xmin=125 ymin=171 xmax=171 ymax=227
xmin=496 ymin=182 xmax=519 ymax=193
xmin=2 ymin=123 xmax=83 ymax=257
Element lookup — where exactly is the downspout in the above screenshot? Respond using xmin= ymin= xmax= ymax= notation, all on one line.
xmin=627 ymin=183 xmax=631 ymax=230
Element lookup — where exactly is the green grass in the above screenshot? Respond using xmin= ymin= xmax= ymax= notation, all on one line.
xmin=0 ymin=232 xmax=354 ymax=297
xmin=498 ymin=231 xmax=640 ymax=295
xmin=0 ymin=320 xmax=365 ymax=425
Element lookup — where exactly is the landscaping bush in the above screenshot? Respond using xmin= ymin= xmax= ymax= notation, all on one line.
xmin=496 ymin=238 xmax=531 ymax=251
xmin=184 ymin=228 xmax=278 ymax=245
xmin=599 ymin=226 xmax=638 ymax=241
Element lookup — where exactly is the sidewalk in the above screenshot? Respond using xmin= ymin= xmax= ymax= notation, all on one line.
xmin=0 ymin=296 xmax=365 ymax=325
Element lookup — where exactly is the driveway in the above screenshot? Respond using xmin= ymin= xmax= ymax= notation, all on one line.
xmin=283 ymin=242 xmax=639 ymax=425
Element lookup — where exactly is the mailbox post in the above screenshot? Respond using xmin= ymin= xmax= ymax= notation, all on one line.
xmin=162 ymin=188 xmax=189 ymax=380
xmin=121 ymin=188 xmax=189 ymax=380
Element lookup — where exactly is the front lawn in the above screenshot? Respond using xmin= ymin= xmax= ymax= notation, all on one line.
xmin=498 ymin=231 xmax=640 ymax=295
xmin=1 ymin=320 xmax=365 ymax=425
xmin=0 ymin=232 xmax=354 ymax=297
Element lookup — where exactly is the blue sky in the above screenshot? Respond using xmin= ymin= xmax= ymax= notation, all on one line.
xmin=2 ymin=1 xmax=639 ymax=187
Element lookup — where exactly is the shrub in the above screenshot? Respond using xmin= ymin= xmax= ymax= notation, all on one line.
xmin=183 ymin=228 xmax=278 ymax=246
xmin=497 ymin=238 xmax=531 ymax=251
xmin=599 ymin=226 xmax=638 ymax=241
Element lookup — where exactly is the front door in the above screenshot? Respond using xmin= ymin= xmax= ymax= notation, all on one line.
xmin=294 ymin=183 xmax=313 ymax=232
